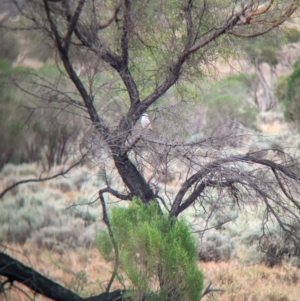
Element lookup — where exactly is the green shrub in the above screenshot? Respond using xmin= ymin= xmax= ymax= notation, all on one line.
xmin=96 ymin=200 xmax=204 ymax=301
xmin=241 ymin=33 xmax=281 ymax=67
xmin=284 ymin=27 xmax=300 ymax=44
xmin=274 ymin=56 xmax=300 ymax=124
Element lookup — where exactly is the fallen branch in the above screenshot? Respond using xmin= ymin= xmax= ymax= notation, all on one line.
xmin=0 ymin=252 xmax=123 ymax=301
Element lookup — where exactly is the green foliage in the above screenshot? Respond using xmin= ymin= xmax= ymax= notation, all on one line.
xmin=96 ymin=200 xmax=203 ymax=301
xmin=95 ymin=231 xmax=114 ymax=262
xmin=0 ymin=28 xmax=20 ymax=62
xmin=283 ymin=27 xmax=300 ymax=44
xmin=0 ymin=61 xmax=83 ymax=169
xmin=241 ymin=33 xmax=282 ymax=66
xmin=0 ymin=60 xmax=32 ymax=167
xmin=274 ymin=75 xmax=289 ymax=107
xmin=275 ymin=57 xmax=300 ymax=123
xmin=206 ymin=74 xmax=258 ymax=129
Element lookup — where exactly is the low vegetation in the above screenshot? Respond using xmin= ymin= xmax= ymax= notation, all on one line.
xmin=96 ymin=200 xmax=203 ymax=301
xmin=2 ymin=158 xmax=300 ymax=301
xmin=2 ymin=2 xmax=300 ymax=301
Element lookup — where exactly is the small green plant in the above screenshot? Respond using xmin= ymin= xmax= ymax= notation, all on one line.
xmin=96 ymin=200 xmax=204 ymax=301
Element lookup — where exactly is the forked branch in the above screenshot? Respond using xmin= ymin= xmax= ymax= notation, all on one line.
xmin=200 ymin=282 xmax=224 ymax=300
xmin=170 ymin=153 xmax=300 ymax=217
xmin=0 ymin=252 xmax=124 ymax=301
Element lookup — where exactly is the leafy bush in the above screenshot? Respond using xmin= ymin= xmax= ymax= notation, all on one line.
xmin=241 ymin=33 xmax=281 ymax=66
xmin=274 ymin=57 xmax=300 ymax=124
xmin=96 ymin=200 xmax=204 ymax=301
xmin=284 ymin=27 xmax=300 ymax=44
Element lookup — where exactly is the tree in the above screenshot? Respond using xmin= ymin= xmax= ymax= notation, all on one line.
xmin=1 ymin=0 xmax=300 ymax=300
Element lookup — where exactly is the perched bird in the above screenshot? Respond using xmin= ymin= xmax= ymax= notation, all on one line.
xmin=141 ymin=113 xmax=152 ymax=130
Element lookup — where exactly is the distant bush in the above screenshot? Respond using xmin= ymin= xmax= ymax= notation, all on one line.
xmin=0 ymin=61 xmax=84 ymax=169
xmin=206 ymin=74 xmax=258 ymax=131
xmin=240 ymin=217 xmax=300 ymax=267
xmin=96 ymin=200 xmax=204 ymax=301
xmin=274 ymin=56 xmax=300 ymax=124
xmin=24 ymin=31 xmax=55 ymax=63
xmin=49 ymin=178 xmax=76 ymax=193
xmin=284 ymin=27 xmax=300 ymax=44
xmin=0 ymin=191 xmax=101 ymax=250
xmin=198 ymin=231 xmax=234 ymax=262
xmin=241 ymin=33 xmax=282 ymax=67
xmin=65 ymin=197 xmax=101 ymax=227
xmin=0 ymin=28 xmax=20 ymax=62
xmin=0 ymin=196 xmax=58 ymax=244
xmin=31 ymin=220 xmax=94 ymax=252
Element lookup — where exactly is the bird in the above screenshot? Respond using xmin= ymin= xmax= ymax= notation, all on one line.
xmin=140 ymin=113 xmax=152 ymax=130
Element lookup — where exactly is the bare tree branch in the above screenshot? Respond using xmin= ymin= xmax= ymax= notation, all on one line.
xmin=121 ymin=0 xmax=131 ymax=66
xmin=64 ymin=0 xmax=86 ymax=51
xmin=99 ymin=190 xmax=120 ymax=292
xmin=183 ymin=0 xmax=194 ymax=51
xmin=0 ymin=252 xmax=124 ymax=301
xmin=43 ymin=0 xmax=110 ymax=139
xmin=98 ymin=3 xmax=121 ymax=30
xmin=170 ymin=152 xmax=300 ymax=217
xmin=100 ymin=187 xmax=132 ymax=201
xmin=0 ymin=155 xmax=86 ymax=199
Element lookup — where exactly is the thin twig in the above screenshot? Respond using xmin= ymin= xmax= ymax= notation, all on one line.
xmin=200 ymin=282 xmax=224 ymax=299
xmin=99 ymin=190 xmax=119 ymax=292
xmin=0 ymin=155 xmax=86 ymax=199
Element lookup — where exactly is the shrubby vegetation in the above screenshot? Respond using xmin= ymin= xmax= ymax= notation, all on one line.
xmin=0 ymin=61 xmax=83 ymax=169
xmin=96 ymin=200 xmax=203 ymax=301
xmin=283 ymin=27 xmax=300 ymax=44
xmin=2 ymin=1 xmax=300 ymax=301
xmin=0 ymin=28 xmax=20 ymax=63
xmin=0 ymin=163 xmax=104 ymax=252
xmin=275 ymin=56 xmax=300 ymax=124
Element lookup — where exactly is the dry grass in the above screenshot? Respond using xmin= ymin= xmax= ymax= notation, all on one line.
xmin=2 ymin=243 xmax=122 ymax=301
xmin=2 ymin=243 xmax=300 ymax=301
xmin=0 ymin=165 xmax=300 ymax=301
xmin=201 ymin=261 xmax=299 ymax=301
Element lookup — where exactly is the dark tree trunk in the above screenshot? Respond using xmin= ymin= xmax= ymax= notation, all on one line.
xmin=113 ymin=153 xmax=155 ymax=203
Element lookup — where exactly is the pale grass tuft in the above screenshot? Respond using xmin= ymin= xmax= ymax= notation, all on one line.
xmin=201 ymin=261 xmax=300 ymax=301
